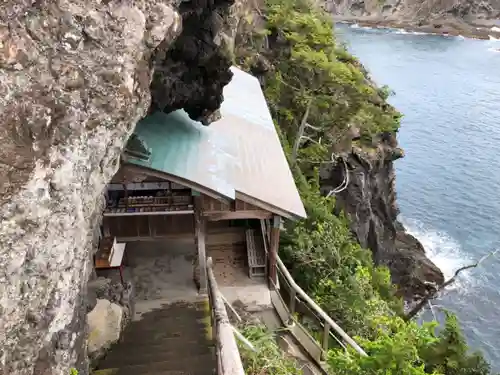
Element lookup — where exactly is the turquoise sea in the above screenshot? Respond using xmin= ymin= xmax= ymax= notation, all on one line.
xmin=336 ymin=24 xmax=500 ymax=368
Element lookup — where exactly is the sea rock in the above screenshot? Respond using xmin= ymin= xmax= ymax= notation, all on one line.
xmin=321 ymin=132 xmax=445 ymax=301
xmin=0 ymin=0 xmax=242 ymax=374
xmin=87 ymin=299 xmax=124 ymax=362
xmin=323 ymin=0 xmax=500 ymax=39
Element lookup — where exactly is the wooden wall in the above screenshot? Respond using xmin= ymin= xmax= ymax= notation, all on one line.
xmin=205 ymin=222 xmax=248 ymax=285
xmin=103 ymin=214 xmax=194 ymax=239
xmin=203 ymin=196 xmax=261 ymax=212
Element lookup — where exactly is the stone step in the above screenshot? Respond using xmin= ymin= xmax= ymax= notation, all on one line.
xmin=100 ymin=342 xmax=214 ymax=368
xmin=94 ymin=301 xmax=215 ymax=375
xmin=125 ymin=316 xmax=208 ymax=332
xmin=97 ymin=353 xmax=216 ymax=375
xmin=122 ymin=324 xmax=209 ymax=340
xmin=119 ymin=327 xmax=211 ymax=346
xmin=93 ymin=370 xmax=203 ymax=375
xmin=137 ymin=305 xmax=208 ymax=316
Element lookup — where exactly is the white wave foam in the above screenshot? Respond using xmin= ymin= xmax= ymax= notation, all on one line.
xmin=350 ymin=23 xmax=375 ymax=31
xmin=390 ymin=28 xmax=428 ymax=36
xmin=488 ymin=47 xmax=500 ymax=53
xmin=400 ymin=217 xmax=475 ymax=292
xmin=488 ymin=35 xmax=500 ymax=41
xmin=491 ymin=26 xmax=500 ymax=33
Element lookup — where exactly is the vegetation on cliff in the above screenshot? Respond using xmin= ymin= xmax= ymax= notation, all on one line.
xmin=235 ymin=0 xmax=494 ymax=373
xmin=238 ymin=324 xmax=303 ymax=375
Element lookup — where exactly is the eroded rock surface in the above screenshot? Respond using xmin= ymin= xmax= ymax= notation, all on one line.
xmin=321 ymin=133 xmax=444 ymax=302
xmin=150 ymin=0 xmax=236 ymax=124
xmin=0 ymin=0 xmax=240 ymax=374
xmin=87 ymin=299 xmax=123 ymax=362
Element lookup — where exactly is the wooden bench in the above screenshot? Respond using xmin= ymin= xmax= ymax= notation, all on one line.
xmin=246 ymin=229 xmax=266 ymax=279
xmin=95 ymin=237 xmax=127 ymax=284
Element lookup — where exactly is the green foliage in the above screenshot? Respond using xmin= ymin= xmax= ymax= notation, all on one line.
xmin=420 ymin=313 xmax=493 ymax=375
xmin=69 ymin=368 xmax=78 ymax=375
xmin=234 ymin=0 xmax=493 ymax=373
xmin=280 ymin=166 xmax=402 ymax=338
xmin=246 ymin=0 xmax=401 ymax=149
xmin=328 ymin=317 xmax=440 ymax=375
xmin=238 ymin=324 xmax=303 ymax=375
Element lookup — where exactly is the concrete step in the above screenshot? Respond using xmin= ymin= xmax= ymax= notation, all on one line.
xmin=119 ymin=327 xmax=211 ymax=346
xmin=124 ymin=317 xmax=208 ymax=333
xmin=100 ymin=342 xmax=213 ymax=368
xmin=97 ymin=353 xmax=216 ymax=375
xmin=94 ymin=301 xmax=215 ymax=375
xmin=93 ymin=370 xmax=202 ymax=375
xmin=134 ymin=307 xmax=208 ymax=317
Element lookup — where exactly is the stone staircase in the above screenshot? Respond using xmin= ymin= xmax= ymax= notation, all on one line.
xmin=93 ymin=299 xmax=216 ymax=375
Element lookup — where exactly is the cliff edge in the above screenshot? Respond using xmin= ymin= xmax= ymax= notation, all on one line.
xmin=320 ymin=132 xmax=445 ymax=302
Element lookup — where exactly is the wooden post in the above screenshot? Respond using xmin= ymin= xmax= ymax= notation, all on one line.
xmin=194 ymin=193 xmax=207 ymax=294
xmin=206 ymin=258 xmax=246 ymax=375
xmin=322 ymin=322 xmax=330 ymax=358
xmin=269 ymin=215 xmax=281 ymax=289
xmin=123 ymin=183 xmax=128 ymax=209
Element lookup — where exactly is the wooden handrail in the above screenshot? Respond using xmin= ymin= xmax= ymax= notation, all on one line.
xmin=276 ymin=257 xmax=368 ymax=357
xmin=206 ymin=257 xmax=246 ymax=375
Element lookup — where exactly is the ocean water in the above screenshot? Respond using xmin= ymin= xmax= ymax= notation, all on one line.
xmin=336 ymin=24 xmax=500 ymax=368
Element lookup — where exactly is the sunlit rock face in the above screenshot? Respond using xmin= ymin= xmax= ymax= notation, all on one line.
xmin=0 ymin=0 xmax=239 ymax=373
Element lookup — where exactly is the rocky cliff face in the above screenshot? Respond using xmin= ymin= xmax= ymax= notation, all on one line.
xmin=0 ymin=0 xmax=240 ymax=374
xmin=320 ymin=133 xmax=445 ymax=302
xmin=323 ymin=0 xmax=500 ymax=38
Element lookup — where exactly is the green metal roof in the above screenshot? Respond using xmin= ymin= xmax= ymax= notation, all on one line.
xmin=126 ymin=66 xmax=306 ymax=219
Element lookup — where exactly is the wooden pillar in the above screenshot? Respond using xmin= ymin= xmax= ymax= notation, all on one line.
xmin=194 ymin=193 xmax=208 ymax=294
xmin=269 ymin=215 xmax=281 ymax=289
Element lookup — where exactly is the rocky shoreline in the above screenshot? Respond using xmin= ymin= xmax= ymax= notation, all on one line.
xmin=332 ymin=16 xmax=500 ymax=40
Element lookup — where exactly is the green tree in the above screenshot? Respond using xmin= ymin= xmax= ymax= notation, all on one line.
xmin=234 ymin=0 xmax=494 ymax=373
xmin=421 ymin=313 xmax=492 ymax=375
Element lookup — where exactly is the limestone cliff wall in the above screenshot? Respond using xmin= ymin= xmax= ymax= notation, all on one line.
xmin=320 ymin=134 xmax=444 ymax=302
xmin=0 ymin=0 xmax=242 ymax=374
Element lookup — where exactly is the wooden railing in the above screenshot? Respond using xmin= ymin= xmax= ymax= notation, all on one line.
xmin=274 ymin=257 xmax=367 ymax=358
xmin=259 ymin=219 xmax=367 ymax=363
xmin=206 ymin=257 xmax=245 ymax=375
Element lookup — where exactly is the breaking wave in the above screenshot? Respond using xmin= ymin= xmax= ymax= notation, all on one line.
xmin=393 ymin=29 xmax=427 ymax=35
xmin=400 ymin=217 xmax=476 ymax=293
